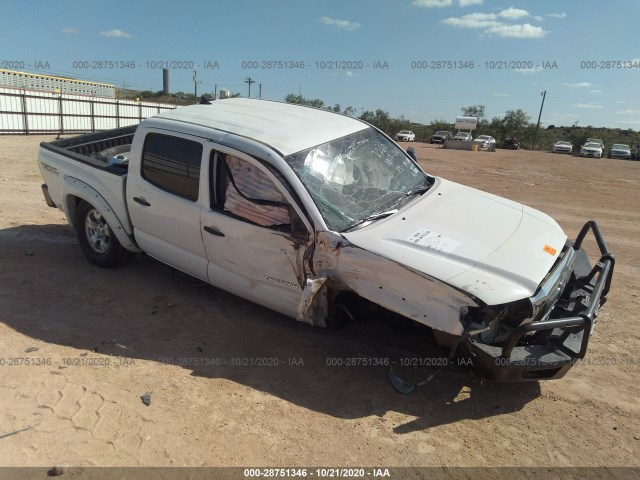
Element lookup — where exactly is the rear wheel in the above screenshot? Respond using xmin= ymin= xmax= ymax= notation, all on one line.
xmin=76 ymin=201 xmax=134 ymax=267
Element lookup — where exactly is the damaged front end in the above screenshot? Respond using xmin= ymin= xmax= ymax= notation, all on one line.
xmin=455 ymin=221 xmax=615 ymax=381
xmin=304 ymin=221 xmax=614 ymax=383
xmin=282 ymin=124 xmax=614 ymax=383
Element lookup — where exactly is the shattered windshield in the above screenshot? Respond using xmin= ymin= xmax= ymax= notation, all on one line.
xmin=285 ymin=127 xmax=431 ymax=232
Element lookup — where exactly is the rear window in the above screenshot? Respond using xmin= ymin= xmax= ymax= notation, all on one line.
xmin=141 ymin=133 xmax=203 ymax=201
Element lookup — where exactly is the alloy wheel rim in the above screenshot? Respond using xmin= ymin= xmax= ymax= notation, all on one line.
xmin=84 ymin=209 xmax=110 ymax=253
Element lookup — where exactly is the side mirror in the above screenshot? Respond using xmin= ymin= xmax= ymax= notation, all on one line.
xmin=406 ymin=146 xmax=417 ymax=162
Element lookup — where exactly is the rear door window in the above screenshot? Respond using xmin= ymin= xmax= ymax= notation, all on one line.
xmin=141 ymin=133 xmax=203 ymax=201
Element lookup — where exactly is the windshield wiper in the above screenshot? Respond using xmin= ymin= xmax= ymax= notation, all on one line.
xmin=404 ymin=186 xmax=430 ymax=197
xmin=343 ymin=209 xmax=398 ymax=232
xmin=387 ymin=185 xmax=431 ymax=210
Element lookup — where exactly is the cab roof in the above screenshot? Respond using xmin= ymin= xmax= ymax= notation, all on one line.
xmin=150 ymin=98 xmax=369 ymax=156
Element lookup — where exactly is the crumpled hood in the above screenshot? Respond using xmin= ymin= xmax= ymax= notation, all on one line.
xmin=342 ymin=178 xmax=567 ymax=305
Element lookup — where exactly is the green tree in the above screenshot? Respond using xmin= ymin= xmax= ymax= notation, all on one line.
xmin=342 ymin=106 xmax=356 ymax=116
xmin=359 ymin=109 xmax=392 ymax=133
xmin=461 ymin=105 xmax=486 ymax=122
xmin=503 ymin=109 xmax=531 ymax=137
xmin=284 ymin=93 xmax=324 ymax=109
xmin=285 ymin=93 xmax=355 ymax=115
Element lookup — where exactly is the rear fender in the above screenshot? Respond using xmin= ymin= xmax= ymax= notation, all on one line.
xmin=62 ymin=176 xmax=141 ymax=252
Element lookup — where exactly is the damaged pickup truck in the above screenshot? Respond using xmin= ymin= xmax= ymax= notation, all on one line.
xmin=38 ymin=98 xmax=614 ymax=382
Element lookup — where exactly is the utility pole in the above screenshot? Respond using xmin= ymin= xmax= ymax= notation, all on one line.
xmin=192 ymin=70 xmax=201 ymax=104
xmin=259 ymin=83 xmax=262 ymax=99
xmin=214 ymin=84 xmax=217 ymax=100
xmin=532 ymin=90 xmax=546 ymax=150
xmin=245 ymin=77 xmax=256 ymax=98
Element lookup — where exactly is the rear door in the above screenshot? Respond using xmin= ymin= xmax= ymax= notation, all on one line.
xmin=200 ymin=146 xmax=313 ymax=319
xmin=127 ymin=131 xmax=208 ymax=280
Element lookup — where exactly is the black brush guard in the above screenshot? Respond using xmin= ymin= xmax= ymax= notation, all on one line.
xmin=465 ymin=220 xmax=615 ymax=382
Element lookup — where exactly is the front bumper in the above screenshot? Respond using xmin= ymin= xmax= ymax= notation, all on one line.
xmin=581 ymin=150 xmax=601 ymax=157
xmin=464 ymin=220 xmax=614 ymax=382
xmin=609 ymin=152 xmax=631 ymax=159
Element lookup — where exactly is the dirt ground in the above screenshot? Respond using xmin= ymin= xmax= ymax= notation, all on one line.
xmin=0 ymin=135 xmax=639 ymax=469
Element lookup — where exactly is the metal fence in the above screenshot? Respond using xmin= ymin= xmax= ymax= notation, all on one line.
xmin=0 ymin=87 xmax=177 ymax=134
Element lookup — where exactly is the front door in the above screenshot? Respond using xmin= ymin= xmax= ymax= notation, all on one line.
xmin=200 ymin=148 xmax=312 ymax=319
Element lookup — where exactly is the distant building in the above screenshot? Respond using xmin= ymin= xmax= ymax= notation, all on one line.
xmin=0 ymin=69 xmax=115 ymax=97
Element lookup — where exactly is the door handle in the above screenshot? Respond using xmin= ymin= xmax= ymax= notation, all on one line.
xmin=203 ymin=226 xmax=225 ymax=237
xmin=133 ymin=196 xmax=151 ymax=207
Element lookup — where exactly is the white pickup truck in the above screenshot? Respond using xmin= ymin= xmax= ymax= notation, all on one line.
xmin=38 ymin=98 xmax=615 ymax=382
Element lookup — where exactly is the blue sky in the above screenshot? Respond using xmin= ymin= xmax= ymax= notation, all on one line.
xmin=1 ymin=0 xmax=639 ymax=129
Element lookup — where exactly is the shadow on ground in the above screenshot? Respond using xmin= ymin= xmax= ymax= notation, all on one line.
xmin=0 ymin=224 xmax=541 ymax=432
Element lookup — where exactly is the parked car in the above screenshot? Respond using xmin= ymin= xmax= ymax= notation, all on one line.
xmin=430 ymin=130 xmax=452 ymax=144
xmin=607 ymin=144 xmax=631 ymax=160
xmin=580 ymin=142 xmax=603 ymax=158
xmin=452 ymin=132 xmax=472 ymax=141
xmin=472 ymin=135 xmax=496 ymax=151
xmin=38 ymin=98 xmax=614 ymax=382
xmin=395 ymin=130 xmax=415 ymax=142
xmin=586 ymin=138 xmax=605 ymax=151
xmin=502 ymin=136 xmax=520 ymax=150
xmin=552 ymin=141 xmax=573 ymax=154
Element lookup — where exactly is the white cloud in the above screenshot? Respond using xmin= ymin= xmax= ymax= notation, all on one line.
xmin=61 ymin=27 xmax=79 ymax=34
xmin=442 ymin=11 xmax=547 ymax=38
xmin=589 ymin=89 xmax=602 ymax=94
xmin=515 ymin=66 xmax=543 ymax=74
xmin=498 ymin=7 xmax=530 ymax=19
xmin=616 ymin=119 xmax=640 ymax=127
xmin=412 ymin=0 xmax=453 ymax=7
xmin=442 ymin=13 xmax=500 ymax=29
xmin=533 ymin=15 xmax=544 ymax=21
xmin=486 ymin=23 xmax=546 ymax=38
xmin=319 ymin=16 xmax=361 ymax=31
xmin=575 ymin=103 xmax=603 ymax=109
xmin=563 ymin=82 xmax=592 ymax=88
xmin=459 ymin=0 xmax=483 ymax=6
xmin=100 ymin=29 xmax=131 ymax=38
xmin=618 ymin=109 xmax=640 ymax=115
xmin=546 ymin=12 xmax=567 ymax=19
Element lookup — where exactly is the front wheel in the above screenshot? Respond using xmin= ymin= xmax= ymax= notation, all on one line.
xmin=76 ymin=201 xmax=134 ymax=267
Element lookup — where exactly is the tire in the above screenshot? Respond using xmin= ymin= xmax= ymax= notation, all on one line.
xmin=75 ymin=201 xmax=134 ymax=268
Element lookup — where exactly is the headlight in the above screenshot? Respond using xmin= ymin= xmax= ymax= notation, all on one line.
xmin=528 ymin=246 xmax=576 ymax=323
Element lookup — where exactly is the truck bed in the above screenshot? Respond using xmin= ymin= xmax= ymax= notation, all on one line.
xmin=40 ymin=125 xmax=137 ymax=176
xmin=38 ymin=126 xmax=139 ymax=241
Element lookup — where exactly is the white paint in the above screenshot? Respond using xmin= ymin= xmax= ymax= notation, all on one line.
xmin=343 ymin=179 xmax=567 ymax=306
xmin=151 ymin=99 xmax=369 ymax=157
xmin=39 ymin=99 xmax=572 ymax=337
xmin=407 ymin=229 xmax=460 ymax=254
